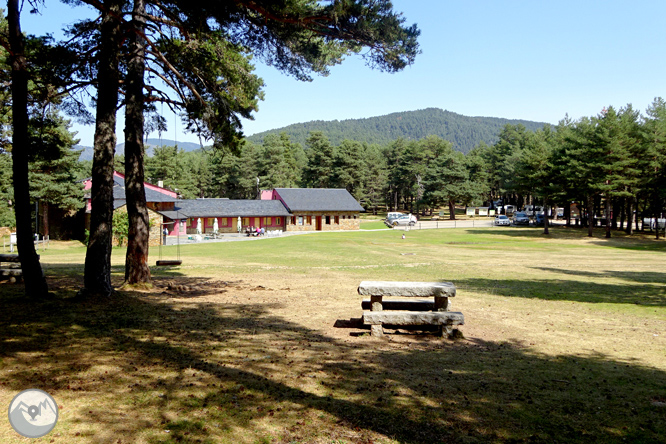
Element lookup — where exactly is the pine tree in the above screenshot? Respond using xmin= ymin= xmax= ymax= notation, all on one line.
xmin=27 ymin=113 xmax=85 ymax=238
xmin=302 ymin=132 xmax=335 ymax=188
xmin=331 ymin=139 xmax=367 ymax=200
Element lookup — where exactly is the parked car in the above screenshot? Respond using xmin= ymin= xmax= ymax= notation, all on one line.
xmin=385 ymin=212 xmax=404 ymax=227
xmin=534 ymin=213 xmax=545 ymax=226
xmin=393 ymin=214 xmax=417 ymax=226
xmin=386 ymin=212 xmax=403 ymax=222
xmin=512 ymin=212 xmax=530 ymax=225
xmin=494 ymin=215 xmax=511 ymax=226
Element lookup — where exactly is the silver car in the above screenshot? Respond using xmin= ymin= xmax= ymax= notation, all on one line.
xmin=393 ymin=214 xmax=417 ymax=226
xmin=512 ymin=212 xmax=530 ymax=225
xmin=494 ymin=215 xmax=511 ymax=226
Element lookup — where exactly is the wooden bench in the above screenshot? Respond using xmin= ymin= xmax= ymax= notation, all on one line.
xmin=358 ymin=280 xmax=464 ymax=338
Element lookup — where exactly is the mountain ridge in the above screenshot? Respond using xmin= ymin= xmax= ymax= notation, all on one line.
xmin=247 ymin=107 xmax=549 ymax=153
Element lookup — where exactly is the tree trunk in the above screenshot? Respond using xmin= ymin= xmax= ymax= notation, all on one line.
xmin=124 ymin=0 xmax=151 ymax=285
xmin=564 ymin=203 xmax=571 ymax=228
xmin=587 ymin=195 xmax=594 ymax=237
xmin=543 ymin=199 xmax=549 ymax=235
xmin=625 ymin=197 xmax=634 ymax=235
xmin=605 ymin=195 xmax=611 ymax=239
xmin=41 ymin=201 xmax=49 ymax=238
xmin=8 ymin=0 xmax=49 ymax=298
xmin=83 ymin=0 xmax=123 ymax=297
xmin=448 ymin=200 xmax=456 ymax=220
xmin=655 ymin=207 xmax=661 ymax=240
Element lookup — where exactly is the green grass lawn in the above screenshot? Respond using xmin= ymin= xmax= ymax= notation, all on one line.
xmin=359 ymin=220 xmax=390 ymax=230
xmin=1 ymin=227 xmax=665 ymax=443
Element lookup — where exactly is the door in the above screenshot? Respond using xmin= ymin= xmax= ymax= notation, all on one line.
xmin=316 ymin=216 xmax=322 ymax=231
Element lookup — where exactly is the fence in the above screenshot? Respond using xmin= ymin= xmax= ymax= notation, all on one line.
xmin=397 ymin=219 xmax=494 ymax=231
xmin=2 ymin=234 xmax=49 ymax=252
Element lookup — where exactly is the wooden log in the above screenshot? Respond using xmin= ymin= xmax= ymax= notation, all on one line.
xmin=358 ymin=281 xmax=456 ymax=298
xmin=155 ymin=260 xmax=182 ymax=266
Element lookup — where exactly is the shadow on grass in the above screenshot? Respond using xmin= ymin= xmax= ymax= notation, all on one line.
xmin=466 ymin=226 xmax=666 ymax=251
xmin=533 ymin=267 xmax=666 ymax=286
xmin=0 ymin=281 xmax=664 ymax=443
xmin=457 ymin=277 xmax=666 ymax=306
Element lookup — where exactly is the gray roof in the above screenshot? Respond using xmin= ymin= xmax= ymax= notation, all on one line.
xmin=111 ymin=174 xmax=177 ymax=203
xmin=171 ymin=199 xmax=291 ymax=218
xmin=274 ymin=188 xmax=364 ymax=212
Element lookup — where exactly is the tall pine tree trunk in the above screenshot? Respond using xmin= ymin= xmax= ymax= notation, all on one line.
xmin=625 ymin=197 xmax=634 ymax=235
xmin=41 ymin=201 xmax=49 ymax=238
xmin=83 ymin=0 xmax=123 ymax=297
xmin=587 ymin=194 xmax=594 ymax=237
xmin=543 ymin=199 xmax=549 ymax=235
xmin=124 ymin=0 xmax=151 ymax=285
xmin=448 ymin=200 xmax=456 ymax=220
xmin=605 ymin=195 xmax=612 ymax=239
xmin=7 ymin=0 xmax=49 ymax=297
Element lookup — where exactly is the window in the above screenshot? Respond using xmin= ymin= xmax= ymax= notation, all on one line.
xmin=243 ymin=218 xmax=249 ymax=226
xmin=291 ymin=216 xmax=296 ymax=225
xmin=298 ymin=216 xmax=304 ymax=225
xmin=335 ymin=216 xmax=339 ymax=224
xmin=325 ymin=215 xmax=331 ymax=224
xmin=307 ymin=216 xmax=312 ymax=225
xmin=276 ymin=217 xmax=281 ymax=225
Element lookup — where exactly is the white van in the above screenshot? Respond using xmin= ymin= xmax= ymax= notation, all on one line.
xmin=386 ymin=212 xmax=403 ymax=222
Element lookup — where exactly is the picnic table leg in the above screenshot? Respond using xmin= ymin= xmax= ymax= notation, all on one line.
xmin=370 ymin=295 xmax=383 ymax=311
xmin=371 ymin=324 xmax=384 ymax=337
xmin=434 ymin=296 xmax=450 ymax=311
xmin=440 ymin=325 xmax=453 ymax=338
xmin=369 ymin=295 xmax=384 ymax=337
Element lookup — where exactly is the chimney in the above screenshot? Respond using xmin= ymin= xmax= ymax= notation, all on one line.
xmin=158 ymin=180 xmax=164 ymax=188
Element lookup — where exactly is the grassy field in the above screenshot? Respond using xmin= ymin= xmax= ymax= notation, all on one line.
xmin=1 ymin=227 xmax=665 ymax=443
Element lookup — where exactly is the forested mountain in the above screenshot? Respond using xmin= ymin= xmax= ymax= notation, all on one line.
xmin=247 ymin=108 xmax=549 ymax=153
xmin=77 ymin=139 xmax=205 ymax=161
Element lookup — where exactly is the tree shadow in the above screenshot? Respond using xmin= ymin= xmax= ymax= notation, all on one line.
xmin=0 ymin=284 xmax=664 ymax=443
xmin=456 ymin=277 xmax=666 ymax=306
xmin=532 ymin=267 xmax=666 ymax=286
xmin=465 ymin=227 xmax=666 ymax=251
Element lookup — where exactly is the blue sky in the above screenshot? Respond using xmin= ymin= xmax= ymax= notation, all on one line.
xmin=21 ymin=0 xmax=666 ymax=147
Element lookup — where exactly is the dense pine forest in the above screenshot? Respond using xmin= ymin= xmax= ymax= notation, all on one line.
xmin=247 ymin=108 xmax=548 ymax=154
xmin=3 ymin=101 xmax=666 ymax=242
